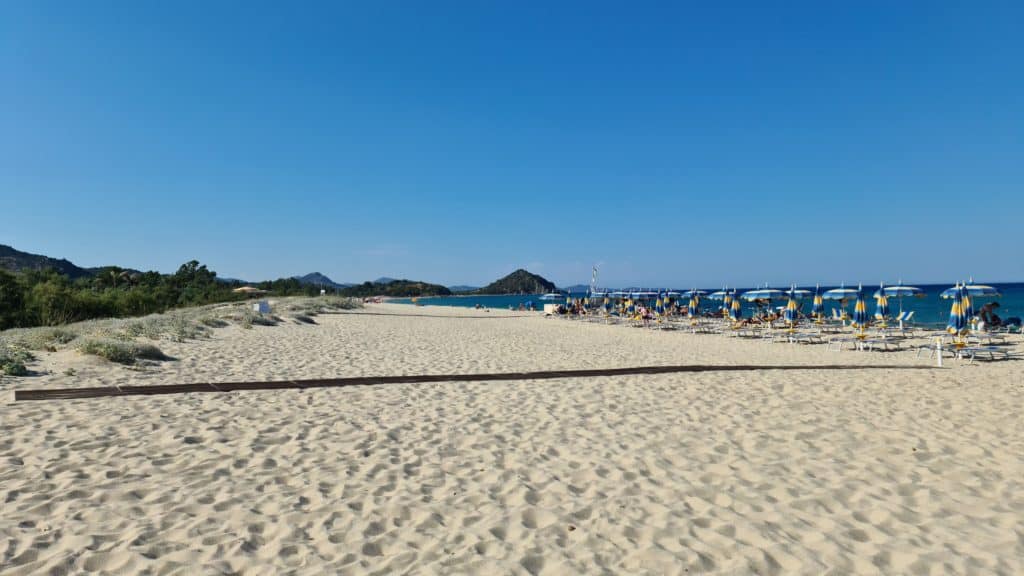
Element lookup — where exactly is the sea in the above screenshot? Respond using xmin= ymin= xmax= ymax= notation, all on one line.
xmin=392 ymin=282 xmax=1024 ymax=327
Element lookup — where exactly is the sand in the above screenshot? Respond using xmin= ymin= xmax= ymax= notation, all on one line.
xmin=2 ymin=303 xmax=1023 ymax=574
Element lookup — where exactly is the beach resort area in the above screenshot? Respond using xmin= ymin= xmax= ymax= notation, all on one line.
xmin=2 ymin=298 xmax=1023 ymax=575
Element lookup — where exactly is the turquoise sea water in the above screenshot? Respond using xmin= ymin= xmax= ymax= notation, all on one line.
xmin=393 ymin=283 xmax=1024 ymax=327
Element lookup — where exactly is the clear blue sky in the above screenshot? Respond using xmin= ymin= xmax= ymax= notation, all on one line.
xmin=3 ymin=1 xmax=1022 ymax=288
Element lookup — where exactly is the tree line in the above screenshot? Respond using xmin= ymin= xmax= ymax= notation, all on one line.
xmin=0 ymin=261 xmax=330 ymax=330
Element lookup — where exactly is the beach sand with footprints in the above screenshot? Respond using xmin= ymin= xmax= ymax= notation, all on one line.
xmin=3 ymin=303 xmax=1023 ymax=574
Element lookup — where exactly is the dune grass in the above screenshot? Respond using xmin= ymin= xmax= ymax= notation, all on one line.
xmin=77 ymin=339 xmax=171 ymax=365
xmin=0 ymin=296 xmax=361 ymax=370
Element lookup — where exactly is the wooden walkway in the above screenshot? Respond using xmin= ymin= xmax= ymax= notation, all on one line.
xmin=14 ymin=364 xmax=932 ymax=401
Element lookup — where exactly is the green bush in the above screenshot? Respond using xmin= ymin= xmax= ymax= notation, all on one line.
xmin=0 ymin=344 xmax=32 ymax=376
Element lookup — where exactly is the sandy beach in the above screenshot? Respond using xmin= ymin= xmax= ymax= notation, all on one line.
xmin=2 ymin=302 xmax=1023 ymax=575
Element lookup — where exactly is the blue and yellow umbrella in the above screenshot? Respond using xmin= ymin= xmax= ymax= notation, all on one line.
xmin=729 ymin=296 xmax=742 ymax=322
xmin=947 ymin=284 xmax=966 ymax=335
xmin=722 ymin=291 xmax=733 ymax=318
xmin=874 ymin=282 xmax=890 ymax=324
xmin=811 ymin=284 xmax=824 ymax=321
xmin=688 ymin=294 xmax=700 ymax=319
xmin=961 ymin=288 xmax=974 ymax=326
xmin=783 ymin=287 xmax=799 ymax=327
xmin=851 ymin=284 xmax=869 ymax=332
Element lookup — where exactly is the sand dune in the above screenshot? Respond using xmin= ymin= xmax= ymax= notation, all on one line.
xmin=2 ymin=303 xmax=1023 ymax=574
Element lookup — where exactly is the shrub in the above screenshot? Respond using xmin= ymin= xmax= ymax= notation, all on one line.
xmin=78 ymin=339 xmax=170 ymax=365
xmin=0 ymin=344 xmax=33 ymax=376
xmin=199 ymin=316 xmax=228 ymax=328
xmin=10 ymin=327 xmax=79 ymax=351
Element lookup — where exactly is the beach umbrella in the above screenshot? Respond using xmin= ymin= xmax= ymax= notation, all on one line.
xmin=851 ymin=284 xmax=869 ymax=333
xmin=707 ymin=289 xmax=730 ymax=300
xmin=785 ymin=288 xmax=813 ymax=299
xmin=783 ymin=287 xmax=799 ymax=328
xmin=722 ymin=290 xmax=733 ymax=317
xmin=688 ymin=293 xmax=700 ymax=320
xmin=875 ymin=281 xmax=924 ymax=328
xmin=811 ymin=285 xmax=824 ymax=321
xmin=603 ymin=297 xmax=611 ymax=311
xmin=947 ymin=284 xmax=967 ymax=337
xmin=961 ymin=287 xmax=975 ymax=328
xmin=729 ymin=296 xmax=742 ymax=322
xmin=823 ymin=284 xmax=859 ymax=324
xmin=740 ymin=288 xmax=786 ymax=301
xmin=740 ymin=287 xmax=784 ymax=318
xmin=874 ymin=283 xmax=890 ymax=325
xmin=940 ymin=283 xmax=1001 ymax=299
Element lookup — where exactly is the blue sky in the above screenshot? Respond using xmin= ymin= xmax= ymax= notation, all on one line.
xmin=3 ymin=1 xmax=1022 ymax=288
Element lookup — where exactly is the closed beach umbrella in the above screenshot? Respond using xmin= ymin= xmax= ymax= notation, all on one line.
xmin=722 ymin=291 xmax=733 ymax=317
xmin=851 ymin=284 xmax=869 ymax=332
xmin=688 ymin=294 xmax=700 ymax=319
xmin=811 ymin=285 xmax=824 ymax=320
xmin=729 ymin=297 xmax=743 ymax=321
xmin=874 ymin=282 xmax=890 ymax=324
xmin=784 ymin=287 xmax=799 ymax=327
xmin=961 ymin=287 xmax=974 ymax=328
xmin=947 ymin=284 xmax=966 ymax=336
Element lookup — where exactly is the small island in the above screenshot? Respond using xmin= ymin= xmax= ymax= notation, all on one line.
xmin=475 ymin=269 xmax=557 ymax=295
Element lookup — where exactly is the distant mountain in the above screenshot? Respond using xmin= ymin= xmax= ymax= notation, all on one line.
xmin=477 ymin=269 xmax=557 ymax=295
xmin=340 ymin=279 xmax=451 ymax=297
xmin=372 ymin=276 xmax=399 ymax=284
xmin=0 ymin=244 xmax=93 ymax=279
xmin=294 ymin=272 xmax=352 ymax=289
xmin=449 ymin=285 xmax=479 ymax=293
xmin=560 ymin=284 xmax=591 ymax=293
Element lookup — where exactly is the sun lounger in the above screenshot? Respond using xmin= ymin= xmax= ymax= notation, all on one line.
xmin=957 ymin=346 xmax=1014 ymax=363
xmin=967 ymin=332 xmax=1007 ymax=346
xmin=915 ymin=343 xmax=959 ymax=360
xmin=857 ymin=338 xmax=903 ymax=352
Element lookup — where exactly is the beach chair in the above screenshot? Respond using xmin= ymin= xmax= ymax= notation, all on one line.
xmin=957 ymin=346 xmax=1014 ymax=363
xmin=826 ymin=335 xmax=860 ymax=351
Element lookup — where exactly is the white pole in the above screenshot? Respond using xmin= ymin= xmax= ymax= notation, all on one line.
xmin=935 ymin=337 xmax=943 ymax=367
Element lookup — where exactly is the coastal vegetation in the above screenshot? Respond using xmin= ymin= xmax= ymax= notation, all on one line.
xmin=339 ymin=280 xmax=451 ymax=298
xmin=0 ymin=296 xmax=360 ymax=371
xmin=476 ymin=269 xmax=557 ymax=295
xmin=0 ymin=244 xmax=444 ymax=330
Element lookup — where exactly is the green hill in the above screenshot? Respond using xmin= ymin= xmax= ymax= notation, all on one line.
xmin=477 ymin=269 xmax=556 ymax=295
xmin=340 ymin=279 xmax=451 ymax=298
xmin=0 ymin=244 xmax=93 ymax=279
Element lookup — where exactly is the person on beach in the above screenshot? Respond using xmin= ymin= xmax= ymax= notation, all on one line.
xmin=979 ymin=302 xmax=1001 ymax=327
